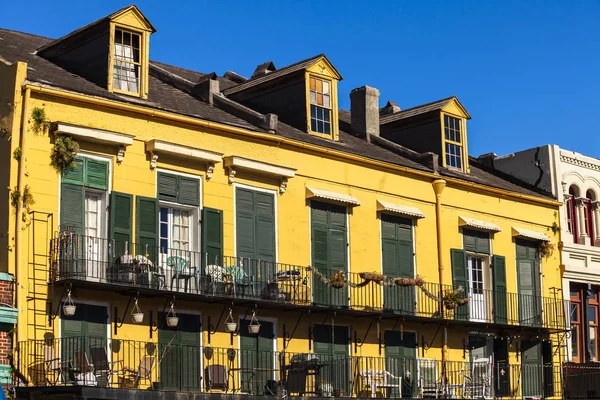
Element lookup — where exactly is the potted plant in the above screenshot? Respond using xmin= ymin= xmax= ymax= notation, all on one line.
xmin=131 ymin=299 xmax=144 ymax=324
xmin=166 ymin=301 xmax=179 ymax=327
xmin=329 ymin=270 xmax=346 ymax=289
xmin=359 ymin=272 xmax=385 ymax=283
xmin=63 ymin=289 xmax=76 ymax=316
xmin=248 ymin=311 xmax=261 ymax=334
xmin=225 ymin=308 xmax=237 ymax=332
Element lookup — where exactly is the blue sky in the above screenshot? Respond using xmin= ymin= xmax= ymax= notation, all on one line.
xmin=1 ymin=1 xmax=598 ymax=158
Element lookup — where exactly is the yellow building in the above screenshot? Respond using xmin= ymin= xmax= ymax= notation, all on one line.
xmin=0 ymin=6 xmax=568 ymax=399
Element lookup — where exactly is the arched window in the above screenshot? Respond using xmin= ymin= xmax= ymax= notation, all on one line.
xmin=567 ymin=186 xmax=579 ymax=243
xmin=586 ymin=190 xmax=596 ymax=246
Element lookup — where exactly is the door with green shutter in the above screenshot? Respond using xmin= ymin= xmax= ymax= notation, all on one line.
xmin=60 ymin=183 xmax=86 ymax=277
xmin=136 ymin=196 xmax=159 ymax=262
xmin=516 ymin=241 xmax=541 ymax=327
xmin=450 ymin=249 xmax=469 ymax=320
xmin=239 ymin=319 xmax=274 ymax=394
xmin=61 ymin=303 xmax=108 ymax=382
xmin=492 ymin=255 xmax=508 ymax=324
xmin=311 ymin=201 xmax=348 ymax=307
xmin=158 ymin=313 xmax=202 ymax=391
xmin=521 ymin=340 xmax=542 ymax=398
xmin=109 ymin=192 xmax=132 ymax=262
xmin=381 ymin=215 xmax=415 ymax=314
xmin=384 ymin=330 xmax=417 ymax=397
xmin=313 ymin=324 xmax=350 ymax=396
xmin=236 ymin=188 xmax=275 ymax=297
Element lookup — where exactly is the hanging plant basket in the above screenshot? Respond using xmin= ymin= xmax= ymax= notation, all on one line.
xmin=442 ymin=287 xmax=468 ymax=310
xmin=248 ymin=310 xmax=261 ymax=334
xmin=329 ymin=270 xmax=346 ymax=289
xmin=166 ymin=316 xmax=179 ymax=327
xmin=131 ymin=299 xmax=144 ymax=323
xmin=225 ymin=308 xmax=237 ymax=332
xmin=394 ymin=276 xmax=425 ymax=287
xmin=538 ymin=241 xmax=555 ymax=259
xmin=63 ymin=305 xmax=76 ymax=316
xmin=359 ymin=272 xmax=385 ymax=283
xmin=50 ymin=136 xmax=80 ymax=173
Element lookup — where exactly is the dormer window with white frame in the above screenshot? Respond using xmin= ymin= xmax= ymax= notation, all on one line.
xmin=310 ymin=77 xmax=332 ymax=135
xmin=113 ymin=28 xmax=141 ymax=94
xmin=444 ymin=114 xmax=464 ymax=170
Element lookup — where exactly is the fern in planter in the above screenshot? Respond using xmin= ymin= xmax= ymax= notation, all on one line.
xmin=50 ymin=136 xmax=80 ymax=173
xmin=31 ymin=106 xmax=51 ymax=134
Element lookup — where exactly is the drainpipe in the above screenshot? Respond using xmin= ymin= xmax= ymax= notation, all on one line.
xmin=432 ymin=179 xmax=447 ymax=379
xmin=14 ymin=86 xmax=31 ymax=348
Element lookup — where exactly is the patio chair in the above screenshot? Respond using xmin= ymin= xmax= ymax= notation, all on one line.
xmin=89 ymin=346 xmax=123 ymax=386
xmin=205 ymin=364 xmax=228 ymax=392
xmin=122 ymin=356 xmax=155 ymax=388
xmin=43 ymin=345 xmax=73 ymax=385
xmin=73 ymin=349 xmax=97 ymax=386
xmin=168 ymin=256 xmax=197 ymax=292
xmin=360 ymin=369 xmax=401 ymax=398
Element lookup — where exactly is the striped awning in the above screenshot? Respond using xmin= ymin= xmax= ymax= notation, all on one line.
xmin=512 ymin=227 xmax=551 ymax=242
xmin=306 ymin=187 xmax=360 ymax=206
xmin=377 ymin=200 xmax=425 ymax=219
xmin=459 ymin=216 xmax=501 ymax=232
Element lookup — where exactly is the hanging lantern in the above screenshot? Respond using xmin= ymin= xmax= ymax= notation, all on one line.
xmin=225 ymin=308 xmax=237 ymax=333
xmin=248 ymin=310 xmax=261 ymax=334
xmin=166 ymin=302 xmax=179 ymax=327
xmin=62 ymin=289 xmax=76 ymax=316
xmin=131 ymin=298 xmax=144 ymax=324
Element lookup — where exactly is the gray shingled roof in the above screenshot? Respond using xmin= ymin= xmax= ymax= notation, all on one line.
xmin=0 ymin=27 xmax=554 ymax=200
xmin=380 ymin=97 xmax=456 ymax=124
xmin=0 ymin=28 xmax=258 ymax=131
xmin=222 ymin=54 xmax=324 ymax=95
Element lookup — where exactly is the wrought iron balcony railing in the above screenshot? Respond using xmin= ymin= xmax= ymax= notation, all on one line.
xmin=17 ymin=336 xmax=562 ymax=399
xmin=50 ymin=233 xmax=569 ymax=330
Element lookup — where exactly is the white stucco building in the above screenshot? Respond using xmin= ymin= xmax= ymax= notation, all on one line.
xmin=483 ymin=145 xmax=600 ymax=364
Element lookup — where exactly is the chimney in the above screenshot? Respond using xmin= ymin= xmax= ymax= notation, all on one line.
xmin=477 ymin=152 xmax=497 ymax=168
xmin=251 ymin=61 xmax=276 ymax=79
xmin=350 ymin=86 xmax=380 ymax=142
xmin=380 ymin=100 xmax=401 ymax=116
xmin=192 ymin=74 xmax=220 ymax=105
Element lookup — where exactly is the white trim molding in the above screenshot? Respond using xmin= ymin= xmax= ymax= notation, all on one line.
xmin=459 ymin=216 xmax=501 ymax=233
xmin=306 ymin=186 xmax=360 ymax=206
xmin=53 ymin=122 xmax=134 ymax=163
xmin=376 ymin=200 xmax=424 ymax=219
xmin=146 ymin=140 xmax=223 ymax=179
xmin=511 ymin=226 xmax=551 ymax=242
xmin=223 ymin=156 xmax=296 ymax=194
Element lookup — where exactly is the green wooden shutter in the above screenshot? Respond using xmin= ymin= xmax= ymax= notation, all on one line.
xmin=157 ymin=172 xmax=178 ymax=203
xmin=521 ymin=340 xmax=542 ymax=397
xmin=178 ymin=176 xmax=200 ymax=206
xmin=85 ymin=158 xmax=109 ymax=190
xmin=109 ymin=192 xmax=132 ymax=258
xmin=384 ymin=330 xmax=417 ymax=397
xmin=451 ymin=249 xmax=468 ymax=320
xmin=202 ymin=207 xmax=223 ymax=264
xmin=494 ymin=338 xmax=510 ymax=397
xmin=492 ymin=255 xmax=507 ymax=324
xmin=62 ymin=157 xmax=85 ymax=185
xmin=158 ymin=311 xmax=179 ymax=391
xmin=382 ymin=215 xmax=415 ymax=313
xmin=180 ymin=314 xmax=202 ymax=391
xmin=255 ymin=192 xmax=275 ymax=262
xmin=236 ymin=188 xmax=257 ymax=260
xmin=136 ymin=196 xmax=159 ymax=260
xmin=60 ymin=183 xmax=85 ymax=234
xmin=463 ymin=229 xmax=490 ymax=254
xmin=542 ymin=340 xmax=554 ymax=397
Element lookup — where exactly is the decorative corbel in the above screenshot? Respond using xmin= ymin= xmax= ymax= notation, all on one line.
xmin=592 ymin=200 xmax=600 ymax=212
xmin=206 ymin=162 xmax=215 ymax=181
xmin=150 ymin=152 xmax=158 ymax=170
xmin=116 ymin=145 xmax=126 ymax=164
xmin=228 ymin=167 xmax=236 ymax=185
xmin=561 ymin=181 xmax=568 ymax=196
xmin=575 ymin=197 xmax=587 ymax=208
xmin=279 ymin=177 xmax=288 ymax=194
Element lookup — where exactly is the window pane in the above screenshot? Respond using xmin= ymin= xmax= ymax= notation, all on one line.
xmin=310 ymin=91 xmax=316 ymax=104
xmin=323 ymin=81 xmax=330 ymax=94
xmin=591 ymin=326 xmax=597 ymax=360
xmin=311 ymin=119 xmax=317 ymax=132
xmin=324 ymin=94 xmax=330 ymax=108
xmin=324 ymin=109 xmax=330 ymax=122
xmin=571 ymin=303 xmax=579 ymax=322
xmin=160 ymin=223 xmax=168 ymax=238
xmin=589 ymin=306 xmax=597 ymax=324
xmin=310 ymin=78 xmax=316 ymax=90
xmin=572 ymin=325 xmax=579 ymax=357
xmin=316 ymin=107 xmax=323 ymax=119
xmin=160 ymin=239 xmax=168 ymax=253
xmin=160 ymin=207 xmax=168 ymax=222
xmin=316 ymin=79 xmax=323 ymax=92
xmin=317 ymin=121 xmax=323 ymax=132
xmin=324 ymin=122 xmax=330 ymax=134
xmin=317 ymin=93 xmax=323 ymax=106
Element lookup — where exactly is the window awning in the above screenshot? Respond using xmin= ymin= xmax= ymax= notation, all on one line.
xmin=376 ymin=200 xmax=425 ymax=218
xmin=512 ymin=227 xmax=551 ymax=242
xmin=459 ymin=216 xmax=501 ymax=233
xmin=306 ymin=187 xmax=361 ymax=206
xmin=53 ymin=122 xmax=134 ymax=146
xmin=223 ymin=156 xmax=296 ymax=194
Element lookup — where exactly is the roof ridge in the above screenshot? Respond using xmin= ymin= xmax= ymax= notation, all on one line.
xmin=380 ymin=96 xmax=456 ymax=123
xmin=150 ymin=60 xmax=205 ymax=77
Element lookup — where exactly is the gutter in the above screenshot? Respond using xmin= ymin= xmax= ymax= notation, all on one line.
xmin=24 ymin=83 xmax=562 ymax=207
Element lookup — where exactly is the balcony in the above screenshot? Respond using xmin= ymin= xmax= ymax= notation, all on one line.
xmin=16 ymin=336 xmax=561 ymax=399
xmin=50 ymin=233 xmax=568 ymax=331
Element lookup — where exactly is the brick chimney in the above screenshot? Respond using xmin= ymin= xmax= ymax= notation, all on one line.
xmin=350 ymin=86 xmax=380 ymax=142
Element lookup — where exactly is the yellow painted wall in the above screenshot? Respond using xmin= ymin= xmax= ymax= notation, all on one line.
xmin=6 ymin=84 xmax=564 ymax=398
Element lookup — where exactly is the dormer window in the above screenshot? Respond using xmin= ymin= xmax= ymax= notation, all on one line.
xmin=309 ymin=77 xmax=331 ymax=135
xmin=112 ymin=28 xmax=141 ymax=94
xmin=444 ymin=115 xmax=464 ymax=170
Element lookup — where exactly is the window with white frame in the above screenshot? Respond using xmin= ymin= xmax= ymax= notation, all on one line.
xmin=113 ymin=28 xmax=141 ymax=94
